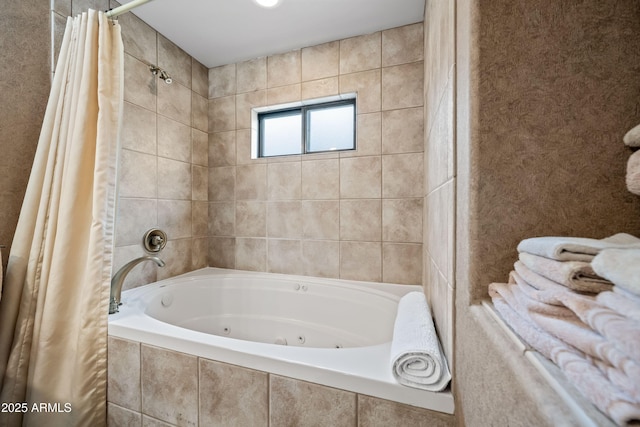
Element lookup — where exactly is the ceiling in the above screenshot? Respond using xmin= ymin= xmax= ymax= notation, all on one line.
xmin=124 ymin=0 xmax=425 ymax=68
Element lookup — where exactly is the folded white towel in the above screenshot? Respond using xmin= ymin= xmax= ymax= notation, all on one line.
xmin=518 ymin=252 xmax=612 ymax=293
xmin=390 ymin=291 xmax=451 ymax=391
xmin=592 ymin=248 xmax=640 ymax=297
xmin=624 ymin=123 xmax=640 ymax=147
xmin=517 ymin=233 xmax=640 ymax=262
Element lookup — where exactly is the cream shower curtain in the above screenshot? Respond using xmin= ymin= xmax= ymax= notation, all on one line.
xmin=0 ymin=10 xmax=122 ymax=427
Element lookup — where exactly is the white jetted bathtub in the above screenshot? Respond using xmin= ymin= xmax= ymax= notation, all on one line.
xmin=108 ymin=267 xmax=454 ymax=414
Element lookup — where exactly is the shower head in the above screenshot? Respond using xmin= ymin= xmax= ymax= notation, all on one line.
xmin=149 ymin=65 xmax=172 ymax=84
xmin=159 ymin=70 xmax=173 ymax=84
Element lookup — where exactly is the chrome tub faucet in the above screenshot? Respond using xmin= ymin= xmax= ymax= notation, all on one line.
xmin=109 ymin=256 xmax=165 ymax=314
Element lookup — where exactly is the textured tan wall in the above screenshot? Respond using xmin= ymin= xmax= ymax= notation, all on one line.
xmin=466 ymin=0 xmax=640 ymax=302
xmin=0 ymin=1 xmax=50 ymax=272
xmin=455 ymin=0 xmax=640 ymax=425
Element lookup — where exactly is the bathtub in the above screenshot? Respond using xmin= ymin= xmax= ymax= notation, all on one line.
xmin=108 ymin=267 xmax=454 ymax=414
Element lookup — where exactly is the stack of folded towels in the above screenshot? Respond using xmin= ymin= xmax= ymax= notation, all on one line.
xmin=488 ymin=233 xmax=640 ymax=426
xmin=624 ymin=123 xmax=640 ymax=195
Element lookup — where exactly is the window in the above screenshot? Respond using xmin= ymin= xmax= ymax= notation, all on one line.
xmin=254 ymin=96 xmax=356 ymax=158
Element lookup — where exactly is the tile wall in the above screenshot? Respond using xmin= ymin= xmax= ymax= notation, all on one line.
xmin=52 ymin=1 xmax=210 ymax=290
xmin=111 ymin=5 xmax=209 ymax=290
xmin=207 ymin=23 xmax=425 ymax=285
xmin=423 ymin=0 xmax=455 ymax=363
xmin=107 ymin=336 xmax=455 ymax=427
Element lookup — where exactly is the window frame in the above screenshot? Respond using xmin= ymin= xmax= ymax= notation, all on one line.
xmin=255 ymin=96 xmax=356 ymax=158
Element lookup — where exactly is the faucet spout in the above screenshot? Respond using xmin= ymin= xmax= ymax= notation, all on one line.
xmin=109 ymin=255 xmax=165 ymax=314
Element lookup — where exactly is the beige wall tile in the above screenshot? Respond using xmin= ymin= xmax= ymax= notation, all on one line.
xmin=237 ymin=58 xmax=267 ymax=93
xmin=192 ymin=238 xmax=209 ymax=269
xmin=107 ymin=403 xmax=142 ymax=427
xmin=340 ymin=241 xmax=381 ymax=282
xmin=236 ymin=164 xmax=267 ymax=200
xmin=192 ymin=59 xmax=209 ymax=98
xmin=382 ymin=22 xmax=424 ymax=67
xmin=156 ymin=238 xmax=193 ymax=279
xmin=235 ymin=238 xmax=267 ymax=271
xmin=269 ymin=376 xmax=356 ymax=427
xmin=382 ymin=198 xmax=422 ymax=243
xmin=208 ymin=166 xmax=236 ymax=201
xmin=117 ymin=11 xmax=156 ymax=65
xmin=209 ymin=237 xmax=236 ymax=268
xmin=236 ymin=90 xmax=266 ymax=129
xmin=301 ymin=159 xmax=339 ymax=199
xmin=158 ymin=200 xmax=192 ymax=239
xmin=382 ymin=153 xmax=423 ymax=198
xmin=302 ymin=200 xmax=339 ymax=239
xmin=344 ymin=112 xmax=381 ymax=157
xmin=236 ymin=201 xmax=266 ymax=237
xmin=382 ymin=62 xmax=424 ymax=110
xmin=301 ymin=77 xmax=339 ymax=99
xmin=302 ymin=41 xmax=340 ymax=81
xmin=158 ymin=34 xmax=191 ymax=89
xmin=192 ymin=92 xmax=208 ymax=132
xmin=267 ymin=201 xmax=301 ymax=238
xmin=268 ymin=50 xmax=301 ymax=88
xmin=158 ymin=158 xmax=192 ymax=200
xmin=267 ymin=84 xmax=301 ymax=105
xmin=141 ymin=346 xmax=197 ymax=426
xmin=209 ymin=63 xmax=236 ymax=99
xmin=107 ymin=337 xmax=141 ymax=412
xmin=118 ymin=150 xmax=157 ymax=199
xmin=209 ymin=96 xmax=236 ymax=132
xmin=199 ymin=359 xmax=268 ymax=427
xmin=121 ymin=102 xmax=156 ymax=154
xmin=357 ymin=395 xmax=453 ymax=427
xmin=268 ymin=162 xmax=301 ymax=200
xmin=142 ymin=415 xmax=173 ymax=427
xmin=115 ymin=199 xmax=157 ymax=246
xmin=339 ymin=70 xmax=381 ymax=113
xmin=192 ymin=129 xmax=209 ymax=167
xmin=209 ymin=201 xmax=235 ymax=236
xmin=383 ymin=242 xmax=422 ymax=284
xmin=426 ymin=82 xmax=454 ymax=192
xmin=158 ymin=119 xmax=191 ymax=162
xmin=302 ymin=240 xmax=340 ymax=278
xmin=157 ymin=79 xmax=191 ymax=126
xmin=124 ymin=54 xmax=157 ymax=111
xmin=192 ymin=165 xmax=208 ymax=201
xmin=340 ymin=199 xmax=381 ymax=241
xmin=340 ymin=156 xmax=382 ymax=198
xmin=209 ymin=131 xmax=237 ymax=167
xmin=382 ymin=107 xmax=424 ymax=154
xmin=340 ymin=32 xmax=381 ymax=74
xmin=427 ymin=180 xmax=454 ymax=284
xmin=267 ymin=239 xmax=302 ymax=274
xmin=192 ymin=201 xmax=208 ymax=236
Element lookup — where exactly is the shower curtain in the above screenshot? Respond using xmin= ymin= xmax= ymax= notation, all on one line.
xmin=0 ymin=10 xmax=122 ymax=427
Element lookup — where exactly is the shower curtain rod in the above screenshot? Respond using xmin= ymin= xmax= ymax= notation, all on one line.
xmin=105 ymin=0 xmax=156 ymax=18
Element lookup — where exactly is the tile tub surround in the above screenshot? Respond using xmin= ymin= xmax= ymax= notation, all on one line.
xmin=207 ymin=23 xmax=425 ymax=285
xmin=107 ymin=337 xmax=455 ymax=427
xmin=105 ymin=1 xmax=209 ymax=291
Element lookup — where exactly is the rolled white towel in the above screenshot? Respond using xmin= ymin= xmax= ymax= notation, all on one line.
xmin=390 ymin=291 xmax=451 ymax=391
